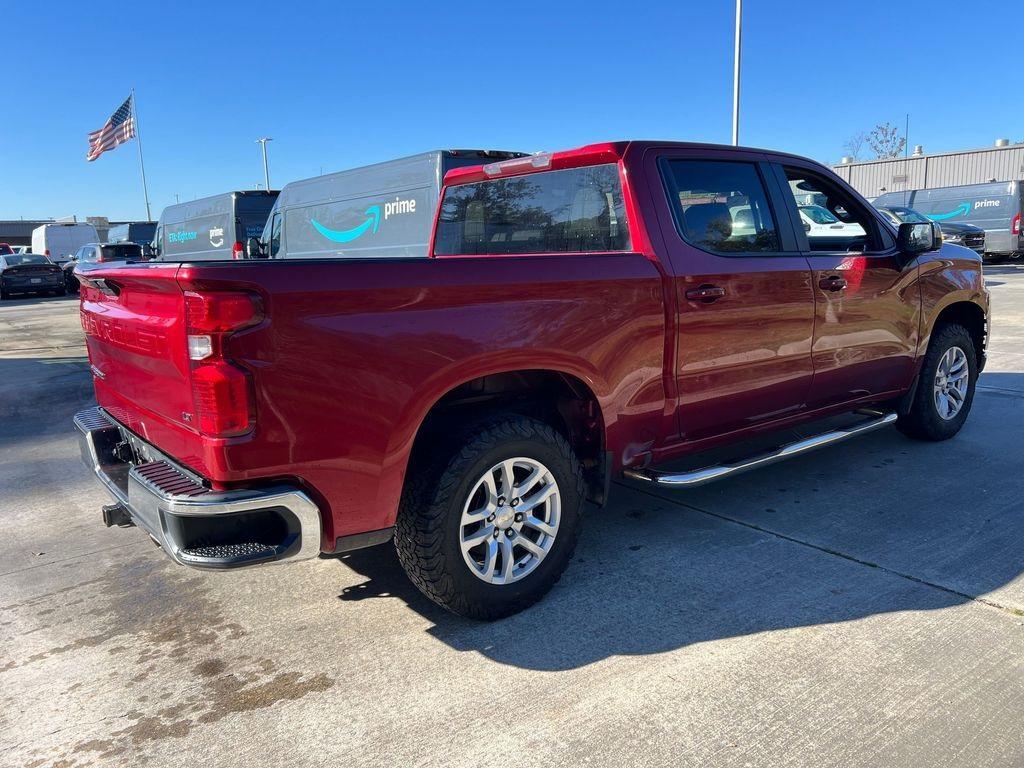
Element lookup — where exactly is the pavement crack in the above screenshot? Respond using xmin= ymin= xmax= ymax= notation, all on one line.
xmin=618 ymin=480 xmax=1024 ymax=620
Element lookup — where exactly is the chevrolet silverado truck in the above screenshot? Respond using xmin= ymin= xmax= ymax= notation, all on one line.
xmin=75 ymin=142 xmax=990 ymax=619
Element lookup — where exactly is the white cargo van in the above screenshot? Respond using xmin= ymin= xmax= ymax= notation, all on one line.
xmin=31 ymin=223 xmax=100 ymax=264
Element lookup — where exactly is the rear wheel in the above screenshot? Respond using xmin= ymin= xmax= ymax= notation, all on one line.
xmin=394 ymin=414 xmax=584 ymax=620
xmin=897 ymin=323 xmax=977 ymax=441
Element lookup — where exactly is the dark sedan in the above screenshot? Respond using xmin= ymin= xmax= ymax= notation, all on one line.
xmin=0 ymin=254 xmax=65 ymax=299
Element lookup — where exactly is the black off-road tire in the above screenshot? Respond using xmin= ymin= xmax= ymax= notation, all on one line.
xmin=897 ymin=322 xmax=978 ymax=441
xmin=394 ymin=414 xmax=585 ymax=620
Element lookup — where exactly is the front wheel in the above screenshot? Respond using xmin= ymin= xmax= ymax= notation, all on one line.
xmin=394 ymin=414 xmax=584 ymax=620
xmin=897 ymin=322 xmax=978 ymax=441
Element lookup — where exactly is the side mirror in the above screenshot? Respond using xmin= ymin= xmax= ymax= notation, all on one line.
xmin=803 ymin=221 xmax=811 ymax=233
xmin=246 ymin=236 xmax=265 ymax=259
xmin=69 ymin=254 xmax=77 ymax=261
xmin=142 ymin=243 xmax=154 ymax=258
xmin=897 ymin=221 xmax=942 ymax=254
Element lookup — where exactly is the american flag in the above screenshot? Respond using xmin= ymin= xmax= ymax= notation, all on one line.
xmin=86 ymin=95 xmax=136 ymax=162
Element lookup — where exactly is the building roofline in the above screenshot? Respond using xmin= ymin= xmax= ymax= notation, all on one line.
xmin=835 ymin=141 xmax=1024 ymax=168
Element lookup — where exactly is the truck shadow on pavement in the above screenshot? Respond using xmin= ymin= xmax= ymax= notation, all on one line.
xmin=335 ymin=373 xmax=1024 ymax=671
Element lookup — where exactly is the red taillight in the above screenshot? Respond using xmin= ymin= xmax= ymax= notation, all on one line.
xmin=185 ymin=291 xmax=262 ymax=333
xmin=232 ymin=241 xmax=244 ymax=259
xmin=191 ymin=363 xmax=253 ymax=437
xmin=1012 ymin=214 xmax=1020 ymax=236
xmin=184 ymin=291 xmax=262 ymax=438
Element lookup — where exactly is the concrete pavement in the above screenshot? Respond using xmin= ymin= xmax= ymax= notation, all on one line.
xmin=1 ymin=269 xmax=1023 ymax=767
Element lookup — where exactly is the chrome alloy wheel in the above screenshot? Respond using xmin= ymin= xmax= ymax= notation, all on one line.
xmin=459 ymin=457 xmax=561 ymax=585
xmin=934 ymin=345 xmax=969 ymax=420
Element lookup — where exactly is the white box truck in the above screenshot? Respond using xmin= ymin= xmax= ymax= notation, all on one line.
xmin=31 ymin=223 xmax=99 ymax=264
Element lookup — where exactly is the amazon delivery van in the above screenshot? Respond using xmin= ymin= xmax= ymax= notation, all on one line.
xmin=874 ymin=181 xmax=1024 ymax=260
xmin=253 ymin=150 xmax=525 ymax=260
xmin=31 ymin=223 xmax=99 ymax=263
xmin=151 ymin=190 xmax=278 ymax=261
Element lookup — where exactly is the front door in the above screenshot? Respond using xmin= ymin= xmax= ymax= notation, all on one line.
xmin=772 ymin=162 xmax=920 ymax=409
xmin=649 ymin=150 xmax=816 ymax=441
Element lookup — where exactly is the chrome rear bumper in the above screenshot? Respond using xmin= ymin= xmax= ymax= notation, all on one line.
xmin=74 ymin=407 xmax=322 ymax=569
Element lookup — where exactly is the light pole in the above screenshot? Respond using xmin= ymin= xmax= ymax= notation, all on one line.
xmin=256 ymin=137 xmax=273 ymax=190
xmin=731 ymin=0 xmax=742 ymax=146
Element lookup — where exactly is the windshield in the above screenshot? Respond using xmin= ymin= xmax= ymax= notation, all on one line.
xmin=885 ymin=206 xmax=930 ymax=224
xmin=800 ymin=205 xmax=839 ymax=225
xmin=3 ymin=254 xmax=50 ymax=266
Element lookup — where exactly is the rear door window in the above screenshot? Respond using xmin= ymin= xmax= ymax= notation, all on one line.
xmin=434 ymin=164 xmax=630 ymax=256
xmin=661 ymin=160 xmax=780 ymax=254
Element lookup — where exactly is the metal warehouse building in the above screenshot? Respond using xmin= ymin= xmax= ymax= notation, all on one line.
xmin=832 ymin=139 xmax=1024 ymax=199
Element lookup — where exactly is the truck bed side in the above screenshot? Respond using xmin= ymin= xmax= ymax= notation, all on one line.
xmin=84 ymin=255 xmax=666 ymax=547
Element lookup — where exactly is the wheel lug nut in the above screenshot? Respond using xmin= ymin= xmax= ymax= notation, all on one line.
xmin=497 ymin=496 xmax=506 ymax=506
xmin=515 ymin=513 xmax=523 ymax=522
xmin=493 ymin=530 xmax=500 ymax=538
xmin=511 ymin=497 xmax=520 ymax=507
xmin=487 ymin=514 xmax=495 ymax=522
xmin=506 ymin=530 xmax=514 ymax=538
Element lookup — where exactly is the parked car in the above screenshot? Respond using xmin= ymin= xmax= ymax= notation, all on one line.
xmin=0 ymin=252 xmax=65 ymax=298
xmin=798 ymin=204 xmax=866 ymax=238
xmin=12 ymin=246 xmax=33 ymax=254
xmin=874 ymin=181 xmax=1022 ymax=261
xmin=74 ymin=141 xmax=989 ymax=620
xmin=64 ymin=242 xmax=144 ymax=292
xmin=30 ymin=223 xmax=99 ymax=264
xmin=150 ymin=191 xmax=278 ymax=261
xmin=249 ymin=149 xmax=526 ymax=259
xmin=107 ymin=222 xmax=156 ymax=246
xmin=875 ymin=205 xmax=985 ymax=255
xmin=0 ymin=243 xmax=14 ymax=256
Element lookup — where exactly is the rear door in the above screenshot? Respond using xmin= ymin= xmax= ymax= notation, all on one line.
xmin=234 ymin=194 xmax=278 ymax=250
xmin=647 ymin=149 xmax=816 ymax=441
xmin=770 ymin=161 xmax=920 ymax=409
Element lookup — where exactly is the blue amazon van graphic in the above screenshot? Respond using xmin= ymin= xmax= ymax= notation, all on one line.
xmin=311 ymin=205 xmax=381 ymax=243
xmin=874 ymin=180 xmax=1024 ymax=260
xmin=256 ymin=149 xmax=525 ymax=259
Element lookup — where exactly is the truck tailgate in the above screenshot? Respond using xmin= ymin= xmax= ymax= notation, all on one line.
xmin=79 ymin=263 xmax=194 ymax=446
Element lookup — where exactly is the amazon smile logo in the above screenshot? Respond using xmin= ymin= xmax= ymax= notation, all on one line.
xmin=310 ymin=196 xmax=419 ymax=243
xmin=311 ymin=205 xmax=381 ymax=243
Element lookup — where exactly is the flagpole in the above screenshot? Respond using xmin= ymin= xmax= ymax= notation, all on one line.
xmin=131 ymin=88 xmax=152 ymax=221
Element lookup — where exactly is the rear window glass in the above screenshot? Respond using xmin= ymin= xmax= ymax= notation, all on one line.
xmin=434 ymin=164 xmax=630 ymax=256
xmin=100 ymin=244 xmax=142 ymax=260
xmin=236 ymin=195 xmax=278 ymax=239
xmin=3 ymin=254 xmax=49 ymax=265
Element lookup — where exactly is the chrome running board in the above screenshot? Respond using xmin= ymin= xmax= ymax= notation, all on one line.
xmin=623 ymin=410 xmax=898 ymax=488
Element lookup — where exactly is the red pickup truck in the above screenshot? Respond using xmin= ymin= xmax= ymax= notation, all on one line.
xmin=75 ymin=141 xmax=989 ymax=619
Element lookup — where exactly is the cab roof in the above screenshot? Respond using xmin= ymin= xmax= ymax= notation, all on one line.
xmin=442 ymin=140 xmax=825 ymax=185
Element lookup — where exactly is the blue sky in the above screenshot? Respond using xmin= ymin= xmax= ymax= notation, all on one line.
xmin=2 ymin=0 xmax=1018 ymax=221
